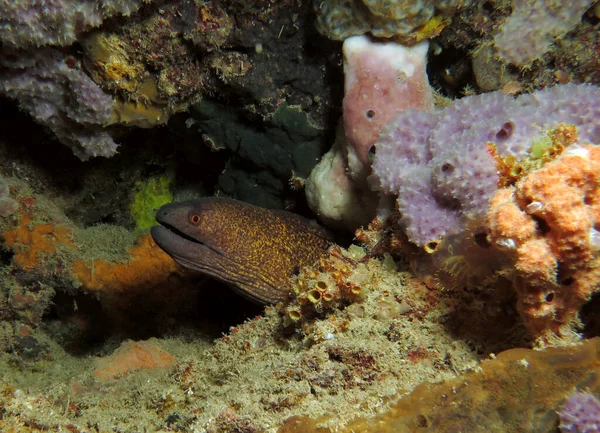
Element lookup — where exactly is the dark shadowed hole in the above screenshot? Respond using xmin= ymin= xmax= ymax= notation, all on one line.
xmin=366 ymin=109 xmax=375 ymax=119
xmin=482 ymin=2 xmax=494 ymax=13
xmin=368 ymin=145 xmax=376 ymax=162
xmin=441 ymin=163 xmax=454 ymax=173
xmin=545 ymin=292 xmax=555 ymax=302
xmin=424 ymin=241 xmax=439 ymax=253
xmin=532 ymin=215 xmax=550 ymax=234
xmin=580 ymin=291 xmax=600 ymax=338
xmin=557 ymin=264 xmax=575 ymax=287
xmin=495 ymin=121 xmax=514 ymax=141
xmin=416 ymin=414 xmax=429 ymax=428
xmin=474 ymin=231 xmax=491 ymax=248
xmin=561 ymin=277 xmax=575 ymax=286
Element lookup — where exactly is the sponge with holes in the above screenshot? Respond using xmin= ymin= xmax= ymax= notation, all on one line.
xmin=369 ymin=83 xmax=600 ymax=249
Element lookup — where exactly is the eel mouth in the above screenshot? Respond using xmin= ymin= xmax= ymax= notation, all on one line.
xmin=152 ymin=220 xmax=200 ymax=245
xmin=150 ymin=223 xmax=224 ymax=257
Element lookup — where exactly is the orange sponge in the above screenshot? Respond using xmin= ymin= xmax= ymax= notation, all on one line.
xmin=72 ymin=234 xmax=180 ymax=294
xmin=93 ymin=339 xmax=175 ymax=381
xmin=3 ymin=214 xmax=74 ymax=271
xmin=488 ymin=145 xmax=600 ymax=340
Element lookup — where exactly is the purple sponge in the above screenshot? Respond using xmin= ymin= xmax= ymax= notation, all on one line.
xmin=0 ymin=48 xmax=118 ymax=160
xmin=369 ymin=109 xmax=438 ymax=195
xmin=558 ymin=391 xmax=600 ymax=433
xmin=370 ymin=83 xmax=600 ymax=248
xmin=0 ymin=0 xmax=146 ymax=49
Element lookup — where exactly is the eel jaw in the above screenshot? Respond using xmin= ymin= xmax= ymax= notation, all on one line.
xmin=150 ymin=224 xmax=224 ymax=271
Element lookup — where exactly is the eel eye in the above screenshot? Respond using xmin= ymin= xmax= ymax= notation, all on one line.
xmin=189 ymin=213 xmax=201 ymax=225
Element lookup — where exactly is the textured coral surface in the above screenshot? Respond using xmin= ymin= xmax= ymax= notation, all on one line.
xmin=285 ymin=338 xmax=600 ymax=433
xmin=0 ymin=0 xmax=147 ymax=49
xmin=488 ymin=144 xmax=600 ymax=340
xmin=0 ymin=48 xmax=118 ymax=159
xmin=558 ymin=391 xmax=600 ymax=433
xmin=370 ymin=83 xmax=600 ymax=249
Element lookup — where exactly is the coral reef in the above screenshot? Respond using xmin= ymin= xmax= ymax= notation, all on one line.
xmin=558 ymin=391 xmax=600 ymax=433
xmin=438 ymin=0 xmax=600 ymax=94
xmin=1 ymin=0 xmax=338 ymax=178
xmin=80 ymin=1 xmax=213 ymax=126
xmin=553 ymin=17 xmax=600 ymax=85
xmin=487 ymin=144 xmax=600 ymax=340
xmin=364 ymin=83 xmax=600 ymax=341
xmin=314 ymin=0 xmax=467 ymax=42
xmin=282 ymin=244 xmax=369 ymax=329
xmin=71 ymin=233 xmax=185 ymax=316
xmin=3 ymin=1 xmax=600 ymax=432
xmin=3 ymin=212 xmax=75 ymax=272
xmin=0 ymin=240 xmax=500 ymax=431
xmin=0 ymin=180 xmax=195 ymax=325
xmin=0 ymin=165 xmax=524 ymax=430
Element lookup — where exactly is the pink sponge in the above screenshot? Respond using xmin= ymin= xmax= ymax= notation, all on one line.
xmin=342 ymin=35 xmax=433 ymax=179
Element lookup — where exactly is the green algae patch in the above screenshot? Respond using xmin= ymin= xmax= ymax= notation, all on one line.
xmin=130 ymin=175 xmax=174 ymax=233
xmin=75 ymin=224 xmax=137 ymax=264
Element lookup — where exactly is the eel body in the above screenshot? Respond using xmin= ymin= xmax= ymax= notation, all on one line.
xmin=150 ymin=197 xmax=332 ymax=304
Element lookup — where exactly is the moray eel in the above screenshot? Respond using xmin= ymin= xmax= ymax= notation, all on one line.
xmin=150 ymin=197 xmax=332 ymax=304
